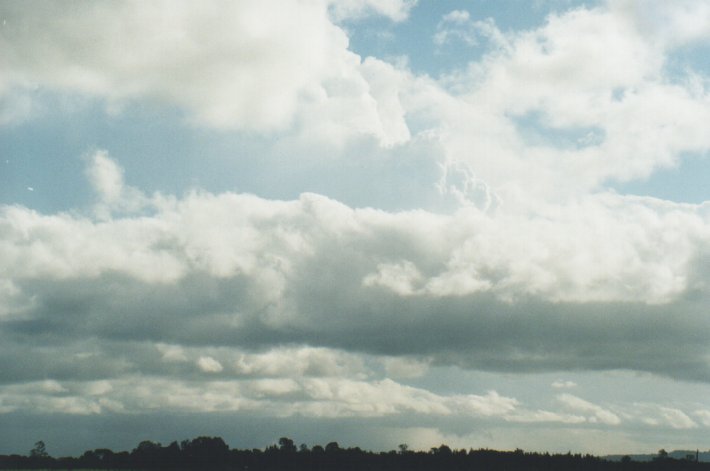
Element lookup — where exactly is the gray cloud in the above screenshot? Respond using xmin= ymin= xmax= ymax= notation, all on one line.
xmin=2 ymin=165 xmax=710 ymax=383
xmin=3 ymin=0 xmax=710 ymax=455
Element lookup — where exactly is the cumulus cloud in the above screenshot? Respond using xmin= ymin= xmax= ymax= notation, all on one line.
xmin=156 ymin=344 xmax=188 ymax=363
xmin=85 ymin=150 xmax=147 ymax=218
xmin=3 ymin=0 xmax=709 ymax=197
xmin=557 ymin=394 xmax=621 ymax=425
xmin=638 ymin=404 xmax=698 ymax=429
xmin=424 ymin=2 xmax=710 ymax=202
xmin=657 ymin=407 xmax=698 ymax=429
xmin=197 ymin=356 xmax=224 ymax=373
xmin=613 ymin=0 xmax=710 ymax=48
xmin=694 ymin=409 xmax=710 ymax=426
xmin=1 ymin=152 xmax=710 ymax=390
xmin=234 ymin=347 xmax=368 ymax=379
xmin=86 ymin=150 xmax=125 ymax=204
xmin=3 ymin=0 xmax=710 ymax=455
xmin=0 ymin=0 xmax=410 ymax=147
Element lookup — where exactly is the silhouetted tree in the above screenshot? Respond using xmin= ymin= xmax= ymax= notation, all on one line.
xmin=325 ymin=442 xmax=340 ymax=453
xmin=29 ymin=441 xmax=48 ymax=459
xmin=6 ymin=435 xmax=710 ymax=471
xmin=132 ymin=440 xmax=164 ymax=468
xmin=279 ymin=437 xmax=297 ymax=453
xmin=181 ymin=436 xmax=230 ymax=469
xmin=312 ymin=445 xmax=325 ymax=454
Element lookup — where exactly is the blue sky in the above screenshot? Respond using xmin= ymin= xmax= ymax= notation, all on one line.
xmin=2 ymin=0 xmax=710 ymax=457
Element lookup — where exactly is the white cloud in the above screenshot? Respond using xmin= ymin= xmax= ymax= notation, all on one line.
xmin=233 ymin=347 xmax=368 ymax=378
xmin=3 ymin=0 xmax=710 ymax=455
xmin=551 ymin=380 xmax=577 ymax=389
xmin=2 ymin=154 xmax=710 ymax=383
xmin=0 ymin=279 xmax=34 ymax=318
xmin=38 ymin=380 xmax=67 ymax=394
xmin=636 ymin=404 xmax=697 ymax=429
xmin=426 ymin=3 xmax=710 ymax=201
xmin=0 ymin=381 xmax=108 ymax=415
xmin=612 ymin=0 xmax=710 ymax=48
xmin=506 ymin=409 xmax=586 ymax=424
xmin=156 ymin=344 xmax=188 ymax=363
xmin=434 ymin=10 xmax=505 ymax=49
xmin=442 ymin=10 xmax=470 ymax=24
xmin=327 ymin=0 xmax=417 ymax=23
xmin=557 ymin=393 xmax=621 ymax=425
xmin=197 ymin=356 xmax=224 ymax=373
xmin=0 ymin=1 xmax=411 ymax=147
xmin=694 ymin=409 xmax=710 ymax=426
xmin=0 ymin=375 xmax=517 ymax=420
xmin=86 ymin=150 xmax=124 ymax=204
xmin=363 ymin=260 xmax=423 ymax=295
xmin=657 ymin=407 xmax=698 ymax=429
xmin=48 ymin=174 xmax=710 ymax=304
xmin=85 ymin=150 xmax=148 ymax=218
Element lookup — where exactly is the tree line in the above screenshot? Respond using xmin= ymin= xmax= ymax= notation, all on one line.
xmin=0 ymin=436 xmax=707 ymax=470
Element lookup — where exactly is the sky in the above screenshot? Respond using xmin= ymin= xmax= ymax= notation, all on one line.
xmin=1 ymin=0 xmax=710 ymax=458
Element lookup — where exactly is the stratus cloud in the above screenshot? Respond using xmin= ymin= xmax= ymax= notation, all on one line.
xmin=0 ymin=0 xmax=410 ymax=146
xmin=0 ymin=376 xmax=516 ymax=420
xmin=551 ymin=380 xmax=577 ymax=389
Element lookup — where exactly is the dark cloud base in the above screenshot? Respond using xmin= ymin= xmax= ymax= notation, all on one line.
xmin=3 ymin=270 xmax=710 ymax=384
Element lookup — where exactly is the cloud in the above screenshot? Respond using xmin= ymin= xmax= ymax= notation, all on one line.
xmin=613 ymin=0 xmax=710 ymax=48
xmin=638 ymin=404 xmax=698 ymax=429
xmin=232 ymin=346 xmax=369 ymax=379
xmin=656 ymin=407 xmax=697 ymax=429
xmin=434 ymin=10 xmax=506 ymax=49
xmin=551 ymin=380 xmax=577 ymax=389
xmin=328 ymin=0 xmax=417 ymax=23
xmin=382 ymin=356 xmax=431 ymax=379
xmin=156 ymin=344 xmax=188 ymax=363
xmin=86 ymin=150 xmax=124 ymax=204
xmin=2 ymin=152 xmax=710 ymax=386
xmin=3 ymin=1 xmax=709 ymax=199
xmin=426 ymin=3 xmax=710 ymax=201
xmin=2 ymin=1 xmax=710 ymax=454
xmin=694 ymin=409 xmax=710 ymax=426
xmin=0 ymin=1 xmax=410 ymax=146
xmin=197 ymin=356 xmax=224 ymax=373
xmin=557 ymin=393 xmax=621 ymax=425
xmin=0 ymin=375 xmax=516 ymax=420
xmin=85 ymin=150 xmax=147 ymax=218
